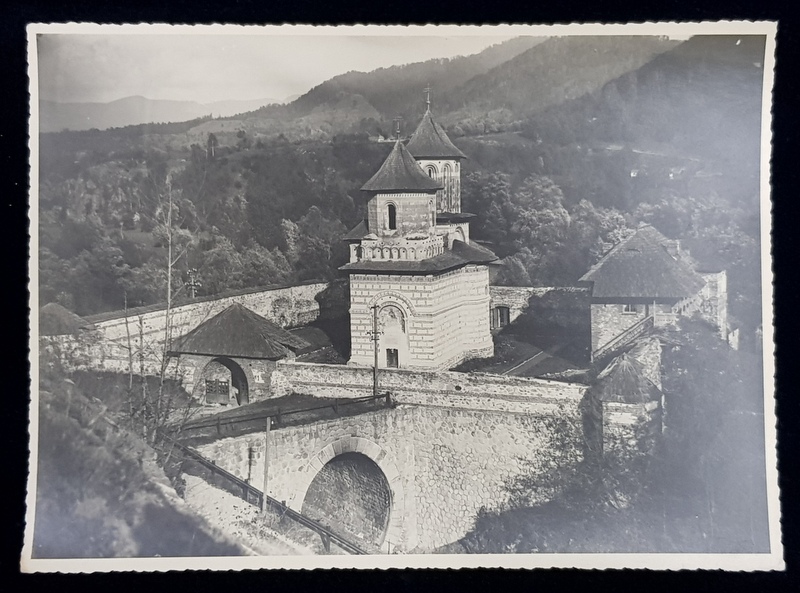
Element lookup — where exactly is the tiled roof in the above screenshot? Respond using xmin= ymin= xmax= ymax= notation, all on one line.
xmin=339 ymin=239 xmax=497 ymax=274
xmin=579 ymin=225 xmax=705 ymax=300
xmin=406 ymin=109 xmax=467 ymax=160
xmin=592 ymin=352 xmax=662 ymax=404
xmin=39 ymin=302 xmax=93 ymax=336
xmin=361 ymin=141 xmax=443 ymax=193
xmin=169 ymin=303 xmax=311 ymax=360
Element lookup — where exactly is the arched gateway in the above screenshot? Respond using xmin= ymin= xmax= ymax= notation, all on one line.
xmin=199 ymin=356 xmax=249 ymax=406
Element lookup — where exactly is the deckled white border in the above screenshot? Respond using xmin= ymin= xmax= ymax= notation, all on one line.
xmin=22 ymin=21 xmax=781 ymax=573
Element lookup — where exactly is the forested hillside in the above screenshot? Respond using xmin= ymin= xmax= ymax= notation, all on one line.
xmin=37 ymin=34 xmax=766 ymax=343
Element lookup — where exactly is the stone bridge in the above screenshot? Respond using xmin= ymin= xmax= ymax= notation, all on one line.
xmin=191 ymin=363 xmax=590 ymax=553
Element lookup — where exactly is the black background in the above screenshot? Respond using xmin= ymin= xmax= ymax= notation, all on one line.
xmin=3 ymin=1 xmax=798 ymax=591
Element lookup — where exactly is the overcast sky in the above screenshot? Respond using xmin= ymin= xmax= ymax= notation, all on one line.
xmin=36 ymin=34 xmax=521 ymax=104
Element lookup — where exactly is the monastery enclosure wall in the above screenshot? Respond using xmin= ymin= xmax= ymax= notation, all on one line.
xmin=50 ymin=282 xmax=328 ymax=375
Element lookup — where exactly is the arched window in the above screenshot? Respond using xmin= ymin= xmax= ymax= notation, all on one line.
xmin=387 ymin=204 xmax=397 ymax=230
xmin=426 ymin=165 xmax=437 ymax=178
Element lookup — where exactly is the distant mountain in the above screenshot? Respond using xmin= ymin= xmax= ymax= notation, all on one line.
xmin=437 ymin=36 xmax=680 ymax=129
xmin=39 ymin=95 xmax=281 ymax=133
xmin=519 ymin=34 xmax=766 ymax=211
xmin=205 ymin=36 xmax=681 ymax=142
xmin=250 ymin=36 xmax=548 ymax=123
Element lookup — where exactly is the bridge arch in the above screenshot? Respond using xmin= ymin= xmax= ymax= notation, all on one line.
xmin=291 ymin=437 xmax=404 ymax=550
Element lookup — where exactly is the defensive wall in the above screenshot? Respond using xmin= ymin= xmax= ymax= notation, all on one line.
xmin=44 ymin=282 xmax=331 ymax=375
xmin=194 ymin=363 xmax=589 ymax=552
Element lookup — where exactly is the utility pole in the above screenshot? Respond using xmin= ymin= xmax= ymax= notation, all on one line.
xmin=367 ymin=305 xmax=383 ymax=396
xmin=186 ymin=268 xmax=202 ymax=299
xmin=261 ymin=415 xmax=271 ymax=513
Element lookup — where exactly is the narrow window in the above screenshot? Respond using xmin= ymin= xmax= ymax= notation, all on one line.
xmin=443 ymin=163 xmax=452 ymax=209
xmin=387 ymin=204 xmax=397 ymax=230
xmin=386 ymin=348 xmax=399 ymax=368
xmin=623 ymin=304 xmax=640 ymax=314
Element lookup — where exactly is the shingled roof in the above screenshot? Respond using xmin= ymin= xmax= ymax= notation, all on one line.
xmin=39 ymin=303 xmax=92 ymax=336
xmin=169 ymin=303 xmax=310 ymax=360
xmin=406 ymin=108 xmax=467 ymax=160
xmin=361 ymin=140 xmax=443 ymax=193
xmin=591 ymin=353 xmax=662 ymax=404
xmin=339 ymin=239 xmax=497 ymax=274
xmin=579 ymin=225 xmax=706 ymax=300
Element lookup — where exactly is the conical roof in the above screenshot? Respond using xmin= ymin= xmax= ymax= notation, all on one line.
xmin=406 ymin=108 xmax=467 ymax=160
xmin=39 ymin=303 xmax=92 ymax=336
xmin=169 ymin=303 xmax=310 ymax=360
xmin=361 ymin=140 xmax=443 ymax=193
xmin=579 ymin=225 xmax=705 ymax=300
xmin=592 ymin=353 xmax=662 ymax=404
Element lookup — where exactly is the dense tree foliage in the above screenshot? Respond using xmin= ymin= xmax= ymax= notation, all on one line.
xmin=455 ymin=319 xmax=768 ymax=553
xmin=37 ymin=34 xmax=764 ymax=351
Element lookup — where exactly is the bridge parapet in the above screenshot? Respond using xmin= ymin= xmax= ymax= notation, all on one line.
xmin=271 ymin=361 xmax=587 ymax=414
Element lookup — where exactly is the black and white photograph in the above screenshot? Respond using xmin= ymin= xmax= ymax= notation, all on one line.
xmin=23 ymin=22 xmax=780 ymax=571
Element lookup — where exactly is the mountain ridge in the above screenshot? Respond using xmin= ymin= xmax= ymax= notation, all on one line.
xmin=40 ymin=95 xmax=287 ymax=133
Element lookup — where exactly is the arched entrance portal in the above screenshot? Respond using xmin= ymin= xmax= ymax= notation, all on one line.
xmin=200 ymin=357 xmax=249 ymax=406
xmin=378 ymin=304 xmax=409 ymax=369
xmin=301 ymin=452 xmax=392 ymax=549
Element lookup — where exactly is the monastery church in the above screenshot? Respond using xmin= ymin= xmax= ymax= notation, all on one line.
xmin=342 ymin=98 xmax=498 ymax=371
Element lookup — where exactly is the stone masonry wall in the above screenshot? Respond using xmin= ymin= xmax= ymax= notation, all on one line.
xmin=176 ymin=355 xmax=279 ymax=403
xmin=271 ymin=360 xmax=587 ymax=408
xmin=68 ymin=282 xmax=327 ymax=374
xmin=489 ymin=286 xmax=589 ymax=331
xmin=193 ymin=390 xmax=584 ymax=553
xmin=410 ymin=404 xmax=573 ymax=551
xmin=590 ymin=303 xmax=673 ymax=353
xmin=194 ymin=407 xmax=418 ymax=551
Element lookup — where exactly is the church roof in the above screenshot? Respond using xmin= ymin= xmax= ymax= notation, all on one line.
xmin=343 ymin=220 xmax=368 ymax=242
xmin=592 ymin=353 xmax=662 ymax=404
xmin=39 ymin=302 xmax=92 ymax=336
xmin=361 ymin=141 xmax=443 ymax=193
xmin=339 ymin=239 xmax=497 ymax=274
xmin=406 ymin=109 xmax=467 ymax=160
xmin=168 ymin=303 xmax=310 ymax=360
xmin=579 ymin=225 xmax=705 ymax=300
